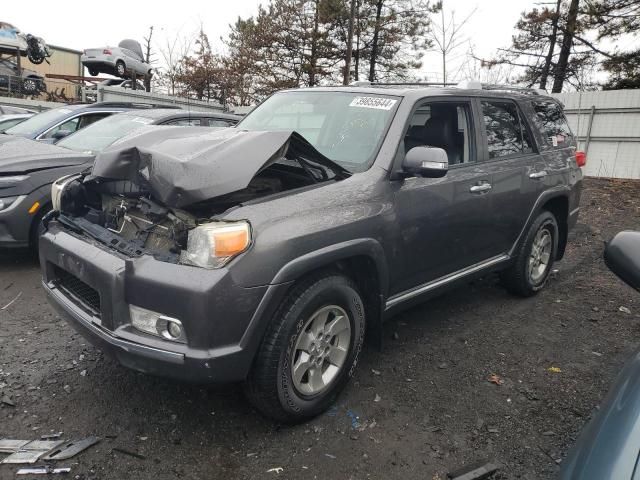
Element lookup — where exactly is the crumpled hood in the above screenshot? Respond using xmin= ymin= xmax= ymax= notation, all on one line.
xmin=91 ymin=127 xmax=347 ymax=208
xmin=0 ymin=135 xmax=93 ymax=174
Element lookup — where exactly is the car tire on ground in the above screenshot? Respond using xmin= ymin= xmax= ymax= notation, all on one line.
xmin=244 ymin=272 xmax=366 ymax=423
xmin=501 ymin=210 xmax=558 ymax=297
xmin=115 ymin=61 xmax=126 ymax=78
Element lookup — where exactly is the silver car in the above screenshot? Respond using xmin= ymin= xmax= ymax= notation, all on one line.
xmin=81 ymin=39 xmax=151 ymax=78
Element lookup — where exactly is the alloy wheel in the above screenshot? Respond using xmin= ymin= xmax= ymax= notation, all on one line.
xmin=291 ymin=305 xmax=351 ymax=396
xmin=528 ymin=227 xmax=552 ymax=283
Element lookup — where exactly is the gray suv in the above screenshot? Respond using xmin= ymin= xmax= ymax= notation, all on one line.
xmin=39 ymin=83 xmax=584 ymax=423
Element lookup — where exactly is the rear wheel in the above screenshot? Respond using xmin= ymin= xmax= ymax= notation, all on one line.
xmin=115 ymin=60 xmax=126 ymax=77
xmin=88 ymin=68 xmax=99 ymax=77
xmin=21 ymin=77 xmax=38 ymax=94
xmin=501 ymin=210 xmax=558 ymax=297
xmin=244 ymin=273 xmax=365 ymax=423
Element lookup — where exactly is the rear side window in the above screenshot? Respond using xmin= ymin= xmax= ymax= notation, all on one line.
xmin=532 ymin=101 xmax=573 ymax=148
xmin=481 ymin=101 xmax=534 ymax=159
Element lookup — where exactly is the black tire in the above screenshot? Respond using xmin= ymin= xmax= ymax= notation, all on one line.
xmin=115 ymin=60 xmax=126 ymax=78
xmin=88 ymin=68 xmax=99 ymax=77
xmin=244 ymin=272 xmax=366 ymax=423
xmin=501 ymin=210 xmax=558 ymax=297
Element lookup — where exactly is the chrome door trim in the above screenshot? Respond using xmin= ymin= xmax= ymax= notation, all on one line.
xmin=385 ymin=254 xmax=510 ymax=310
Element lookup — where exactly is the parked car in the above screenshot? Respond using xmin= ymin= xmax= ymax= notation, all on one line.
xmin=0 ymin=113 xmax=32 ymax=132
xmin=0 ymin=104 xmax=36 ymax=114
xmin=0 ymin=22 xmax=50 ymax=63
xmin=0 ymin=22 xmax=27 ymax=54
xmin=2 ymin=102 xmax=158 ymax=143
xmin=84 ymin=79 xmax=147 ymax=102
xmin=0 ymin=58 xmax=46 ymax=95
xmin=40 ymin=82 xmax=584 ymax=422
xmin=561 ymin=231 xmax=640 ymax=479
xmin=82 ymin=40 xmax=151 ymax=78
xmin=0 ymin=108 xmax=240 ymax=248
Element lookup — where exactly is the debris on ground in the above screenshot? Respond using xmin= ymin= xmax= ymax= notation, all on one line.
xmin=1 ymin=291 xmax=22 ymax=310
xmin=43 ymin=436 xmax=100 ymax=460
xmin=325 ymin=453 xmax=336 ymax=459
xmin=16 ymin=466 xmax=71 ymax=475
xmin=267 ymin=467 xmax=283 ymax=474
xmin=619 ymin=306 xmax=632 ymax=314
xmin=447 ymin=461 xmax=499 ymax=480
xmin=112 ymin=447 xmax=146 ymax=460
xmin=371 ymin=369 xmax=381 ymax=375
xmin=40 ymin=433 xmax=63 ymax=441
xmin=487 ymin=374 xmax=504 ymax=385
xmin=547 ymin=367 xmax=562 ymax=373
xmin=0 ymin=439 xmax=65 ymax=464
xmin=374 ymin=394 xmax=381 ymax=402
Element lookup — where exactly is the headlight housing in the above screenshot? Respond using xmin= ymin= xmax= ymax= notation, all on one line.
xmin=51 ymin=174 xmax=81 ymax=212
xmin=0 ymin=195 xmax=24 ymax=212
xmin=179 ymin=221 xmax=251 ymax=269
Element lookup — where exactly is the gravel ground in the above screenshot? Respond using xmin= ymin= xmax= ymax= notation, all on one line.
xmin=1 ymin=177 xmax=639 ymax=480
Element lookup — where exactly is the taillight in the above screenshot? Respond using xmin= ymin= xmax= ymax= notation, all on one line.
xmin=103 ymin=49 xmax=112 ymax=55
xmin=576 ymin=151 xmax=587 ymax=167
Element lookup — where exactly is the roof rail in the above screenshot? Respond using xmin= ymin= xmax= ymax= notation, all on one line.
xmin=91 ymin=102 xmax=182 ymax=109
xmin=481 ymin=84 xmax=547 ymax=95
xmin=371 ymin=81 xmax=456 ymax=87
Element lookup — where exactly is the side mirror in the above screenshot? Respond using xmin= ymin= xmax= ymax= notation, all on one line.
xmin=402 ymin=146 xmax=448 ymax=178
xmin=52 ymin=130 xmax=71 ymax=141
xmin=604 ymin=231 xmax=640 ymax=291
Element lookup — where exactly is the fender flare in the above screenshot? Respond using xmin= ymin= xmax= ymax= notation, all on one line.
xmin=271 ymin=238 xmax=389 ymax=298
xmin=509 ymin=186 xmax=570 ymax=258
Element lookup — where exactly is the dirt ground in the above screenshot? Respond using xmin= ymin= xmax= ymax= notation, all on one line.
xmin=1 ymin=177 xmax=639 ymax=480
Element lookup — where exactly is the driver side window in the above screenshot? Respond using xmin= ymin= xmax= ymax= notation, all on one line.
xmin=404 ymin=101 xmax=474 ymax=165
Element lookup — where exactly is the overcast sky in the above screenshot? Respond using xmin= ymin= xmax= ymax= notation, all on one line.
xmin=4 ymin=0 xmax=535 ymax=82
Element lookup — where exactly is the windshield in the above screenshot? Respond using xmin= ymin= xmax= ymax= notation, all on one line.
xmin=4 ymin=107 xmax=79 ymax=136
xmin=237 ymin=91 xmax=399 ymax=172
xmin=57 ymin=113 xmax=154 ymax=154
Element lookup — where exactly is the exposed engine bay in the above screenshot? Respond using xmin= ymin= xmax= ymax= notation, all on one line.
xmin=53 ymin=129 xmax=349 ymax=263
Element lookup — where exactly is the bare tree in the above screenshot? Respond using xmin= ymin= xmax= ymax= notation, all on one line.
xmin=156 ymin=29 xmax=193 ymax=96
xmin=142 ymin=26 xmax=155 ymax=92
xmin=427 ymin=1 xmax=476 ymax=84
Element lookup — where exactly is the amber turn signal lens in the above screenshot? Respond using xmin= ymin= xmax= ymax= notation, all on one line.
xmin=214 ymin=229 xmax=250 ymax=257
xmin=28 ymin=201 xmax=40 ymax=214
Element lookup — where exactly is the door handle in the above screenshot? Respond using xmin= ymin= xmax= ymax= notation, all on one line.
xmin=469 ymin=183 xmax=492 ymax=193
xmin=529 ymin=170 xmax=548 ymax=179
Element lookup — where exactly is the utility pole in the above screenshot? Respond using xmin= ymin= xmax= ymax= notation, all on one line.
xmin=441 ymin=2 xmax=446 ymax=84
xmin=343 ymin=0 xmax=356 ymax=85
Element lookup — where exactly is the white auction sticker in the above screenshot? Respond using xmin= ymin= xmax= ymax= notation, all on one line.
xmin=349 ymin=96 xmax=397 ymax=110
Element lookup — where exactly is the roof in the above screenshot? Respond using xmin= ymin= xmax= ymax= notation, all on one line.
xmin=48 ymin=44 xmax=83 ymax=56
xmin=284 ymin=85 xmax=556 ymax=103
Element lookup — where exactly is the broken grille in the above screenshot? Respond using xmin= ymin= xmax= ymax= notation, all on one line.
xmin=54 ymin=266 xmax=101 ymax=317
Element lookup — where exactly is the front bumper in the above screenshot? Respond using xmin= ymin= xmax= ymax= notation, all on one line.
xmin=40 ymin=223 xmax=290 ymax=383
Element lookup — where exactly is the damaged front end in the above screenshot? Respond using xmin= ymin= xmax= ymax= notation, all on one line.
xmin=48 ymin=127 xmax=348 ymax=268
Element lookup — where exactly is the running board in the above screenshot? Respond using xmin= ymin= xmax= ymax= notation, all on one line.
xmin=385 ymin=254 xmax=510 ymax=310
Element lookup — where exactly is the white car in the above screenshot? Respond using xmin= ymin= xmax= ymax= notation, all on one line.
xmin=0 ymin=22 xmax=27 ymax=54
xmin=82 ymin=39 xmax=151 ymax=78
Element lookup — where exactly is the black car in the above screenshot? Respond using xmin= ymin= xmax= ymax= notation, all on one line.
xmin=40 ymin=82 xmax=584 ymax=422
xmin=0 ymin=108 xmax=240 ymax=248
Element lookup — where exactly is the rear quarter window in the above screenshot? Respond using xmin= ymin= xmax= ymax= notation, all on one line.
xmin=531 ymin=101 xmax=574 ymax=149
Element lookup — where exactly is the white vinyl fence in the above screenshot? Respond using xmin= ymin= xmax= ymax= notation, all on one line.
xmin=552 ymin=89 xmax=640 ymax=179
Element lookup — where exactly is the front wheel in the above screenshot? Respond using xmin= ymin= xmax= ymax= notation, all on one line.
xmin=501 ymin=210 xmax=558 ymax=297
xmin=244 ymin=273 xmax=365 ymax=423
